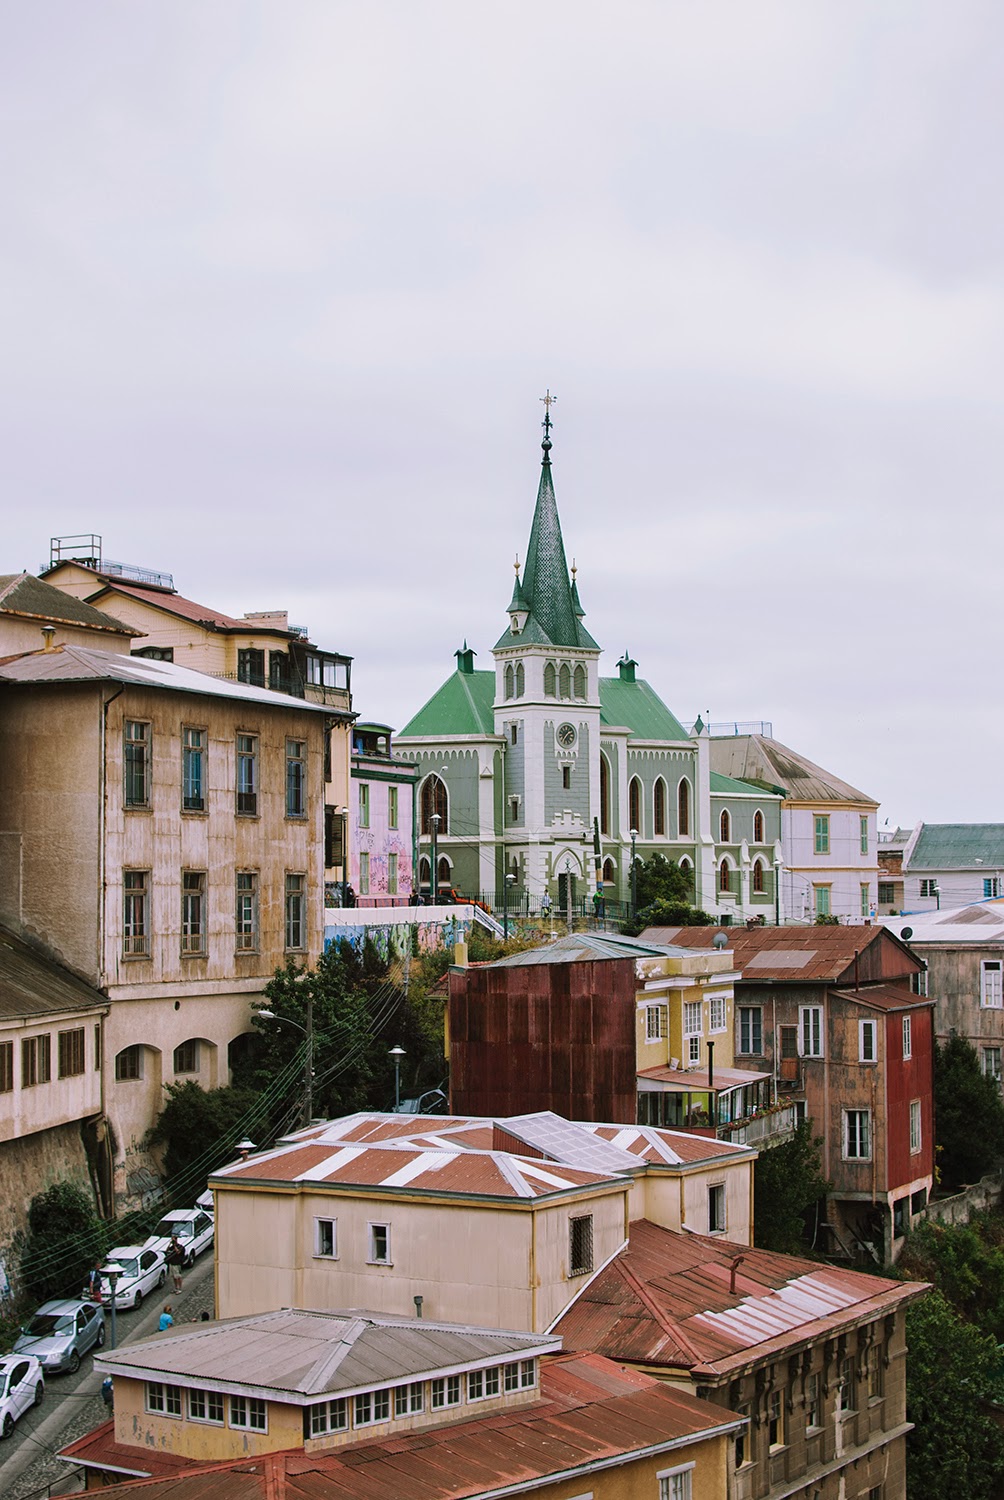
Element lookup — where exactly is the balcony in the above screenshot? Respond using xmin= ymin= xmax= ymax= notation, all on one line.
xmin=718 ymin=1102 xmax=798 ymax=1148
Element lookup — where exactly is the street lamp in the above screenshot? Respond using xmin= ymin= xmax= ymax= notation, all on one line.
xmin=630 ymin=828 xmax=639 ymax=921
xmin=100 ymin=1264 xmax=121 ymax=1350
xmin=430 ymin=811 xmax=441 ymax=905
xmin=389 ymin=1044 xmax=406 ymax=1111
xmin=503 ymin=871 xmax=516 ymax=941
xmin=258 ymin=981 xmax=314 ymax=1127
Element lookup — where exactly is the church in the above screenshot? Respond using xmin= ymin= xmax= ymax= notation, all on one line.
xmin=397 ymin=409 xmax=784 ymax=921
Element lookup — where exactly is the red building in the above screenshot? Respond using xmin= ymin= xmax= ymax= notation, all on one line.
xmin=647 ymin=924 xmax=935 ymax=1263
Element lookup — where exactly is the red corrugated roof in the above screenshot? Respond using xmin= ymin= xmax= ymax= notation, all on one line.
xmin=88 ymin=580 xmax=258 ymax=632
xmin=61 ymin=1352 xmax=741 ymax=1499
xmin=832 ymin=984 xmax=935 ymax=1012
xmin=645 ymin=923 xmax=917 ymax=982
xmin=554 ymin=1219 xmax=927 ymax=1378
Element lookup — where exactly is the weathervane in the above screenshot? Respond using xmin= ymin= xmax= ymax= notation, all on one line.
xmin=540 ymin=388 xmax=557 ymax=438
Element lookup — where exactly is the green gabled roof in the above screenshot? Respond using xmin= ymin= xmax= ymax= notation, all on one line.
xmin=710 ymin=770 xmax=776 ymax=798
xmin=398 ymin=670 xmax=496 ymax=739
xmin=599 ymin=677 xmax=689 ymax=742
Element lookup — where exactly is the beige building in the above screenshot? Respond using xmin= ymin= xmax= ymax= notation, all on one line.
xmin=65 ymin=1311 xmax=741 ymax=1500
xmin=211 ymin=1109 xmax=756 ymax=1325
xmin=0 ymin=641 xmax=330 ymax=1211
xmin=0 ymin=571 xmax=136 ymax=657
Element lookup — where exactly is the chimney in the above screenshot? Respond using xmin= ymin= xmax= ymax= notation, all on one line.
xmin=730 ymin=1255 xmax=745 ymax=1294
xmin=41 ymin=625 xmax=56 ymax=652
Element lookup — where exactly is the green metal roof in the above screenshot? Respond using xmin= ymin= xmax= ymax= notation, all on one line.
xmin=709 ymin=770 xmax=775 ymax=798
xmin=910 ymin=824 xmax=1004 ymax=871
xmin=599 ymin=676 xmax=689 ymax=742
xmin=398 ymin=670 xmax=495 ymax=738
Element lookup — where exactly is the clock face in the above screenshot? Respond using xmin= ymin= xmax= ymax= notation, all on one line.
xmin=556 ymin=723 xmax=576 ymax=749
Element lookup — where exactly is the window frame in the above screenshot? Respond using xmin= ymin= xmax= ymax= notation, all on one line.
xmin=981 ymin=960 xmax=1003 ymax=1009
xmin=123 ymin=869 xmax=151 ymax=957
xmin=394 ymin=1382 xmax=424 ymax=1416
xmin=229 ymin=1394 xmax=267 ymax=1432
xmin=146 ymin=1381 xmax=183 ymax=1418
xmin=0 ymin=1040 xmax=12 ymax=1093
xmin=859 ymin=1018 xmax=877 ymax=1064
xmin=181 ymin=869 xmax=207 ymax=957
xmin=173 ymin=1039 xmax=199 ymax=1075
xmin=658 ymin=1462 xmax=695 ymax=1500
xmin=286 ymin=739 xmax=307 ymax=819
xmin=860 ymin=815 xmax=869 ymax=854
xmin=902 ymin=1013 xmax=912 ymax=1059
xmin=123 ymin=720 xmax=151 ymax=809
xmin=188 ymin=1388 xmax=225 ymax=1425
xmin=115 ymin=1044 xmax=142 ymax=1081
xmin=57 ymin=1027 xmax=86 ymax=1079
xmin=646 ymin=1005 xmax=666 ymax=1042
xmin=368 ymin=1222 xmax=391 ymax=1265
xmin=235 ymin=870 xmax=259 ymax=953
xmin=181 ymin=726 xmax=206 ymax=814
xmin=307 ymin=1397 xmax=347 ymax=1436
xmin=709 ymin=995 xmax=727 ymax=1033
xmin=569 ymin=1213 xmax=594 ymax=1276
xmin=814 ymin=884 xmax=831 ymax=918
xmin=359 ymin=782 xmax=370 ymax=829
xmin=843 ymin=1108 xmax=872 ymax=1161
xmin=431 ymin=1375 xmax=462 ymax=1410
xmin=21 ymin=1033 xmax=52 ymax=1087
xmin=314 ymin=1217 xmax=337 ymax=1259
xmin=285 ymin=872 xmax=306 ymax=952
xmin=387 ymin=851 xmax=398 ymax=896
xmin=814 ymin=814 xmax=830 ymax=855
xmin=708 ymin=1182 xmax=726 ymax=1234
xmin=387 ymin=786 xmax=399 ymax=829
xmin=738 ymin=1006 xmax=762 ymax=1056
xmin=909 ymin=1098 xmax=922 ymax=1154
xmin=235 ymin=733 xmax=259 ymax=817
xmin=799 ymin=1005 xmax=824 ymax=1058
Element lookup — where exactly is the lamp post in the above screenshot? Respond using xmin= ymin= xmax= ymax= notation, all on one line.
xmin=389 ymin=1044 xmax=406 ymax=1111
xmin=100 ymin=1265 xmax=121 ymax=1349
xmin=258 ymin=981 xmax=314 ymax=1127
xmin=503 ymin=871 xmax=516 ymax=941
xmin=630 ymin=828 xmax=639 ymax=922
xmin=430 ymin=811 xmax=440 ymax=905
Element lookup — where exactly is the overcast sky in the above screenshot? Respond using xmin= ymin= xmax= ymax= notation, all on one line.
xmin=3 ymin=2 xmax=1001 ymax=827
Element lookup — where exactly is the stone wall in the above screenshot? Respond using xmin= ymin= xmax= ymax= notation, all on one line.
xmin=924 ymin=1170 xmax=1004 ymax=1228
xmin=0 ymin=1121 xmax=95 ymax=1302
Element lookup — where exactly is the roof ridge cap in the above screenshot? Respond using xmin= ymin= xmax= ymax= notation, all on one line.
xmin=615 ymin=1250 xmax=705 ymax=1363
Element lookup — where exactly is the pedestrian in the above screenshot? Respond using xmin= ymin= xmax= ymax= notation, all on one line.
xmin=85 ymin=1260 xmax=104 ymax=1303
xmin=165 ymin=1234 xmax=184 ymax=1292
xmin=158 ymin=1304 xmax=174 ymax=1332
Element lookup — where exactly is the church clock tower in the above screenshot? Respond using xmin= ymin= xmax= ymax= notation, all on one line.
xmin=493 ymin=399 xmax=602 ymax=904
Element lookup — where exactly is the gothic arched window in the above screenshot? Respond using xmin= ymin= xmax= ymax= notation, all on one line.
xmin=515 ymin=662 xmax=525 ymax=697
xmin=719 ymin=859 xmax=731 ymax=893
xmin=600 ymin=753 xmax=611 ymax=836
xmin=602 ymin=857 xmax=615 ymax=884
xmin=753 ymin=809 xmax=764 ymax=844
xmin=544 ymin=661 xmax=556 ymax=697
xmin=678 ymin=779 xmax=691 ymax=837
xmin=573 ymin=664 xmax=586 ymax=700
xmin=629 ymin=777 xmax=642 ymax=834
xmin=504 ymin=664 xmax=514 ymax=700
xmin=420 ymin=775 xmax=449 ymax=835
xmin=654 ymin=778 xmax=667 ymax=837
xmin=753 ymin=858 xmax=765 ymax=893
xmin=720 ymin=809 xmax=731 ymax=844
xmin=558 ymin=663 xmax=571 ymax=699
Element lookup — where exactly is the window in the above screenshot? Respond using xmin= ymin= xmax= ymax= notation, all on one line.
xmin=658 ymin=1467 xmax=693 ymax=1500
xmin=920 ymin=878 xmax=939 ymax=898
xmin=235 ymin=872 xmax=259 ymax=952
xmin=599 ymin=754 xmax=610 ymax=835
xmin=431 ymin=1376 xmax=461 ymax=1410
xmin=520 ymin=1358 xmax=536 ymax=1388
xmin=237 ymin=648 xmax=265 ymax=687
xmin=368 ymin=1223 xmax=391 ymax=1264
xmin=861 ymin=883 xmax=870 ymax=917
xmin=359 ymin=851 xmax=370 ymax=896
xmin=910 ymin=1099 xmax=922 ymax=1153
xmin=799 ymin=1006 xmax=823 ymax=1057
xmin=468 ymin=1366 xmax=500 ymax=1401
xmin=123 ymin=870 xmax=150 ymax=956
xmin=911 ymin=970 xmax=929 ymax=996
xmin=719 ymin=859 xmax=731 ymax=894
xmin=562 ymin=765 xmax=572 ymax=790
xmin=805 ymin=1372 xmax=821 ymax=1430
xmin=509 ymin=795 xmax=521 ymax=824
xmin=543 ymin=661 xmax=556 ymax=697
xmin=738 ymin=1006 xmax=762 ymax=1055
xmin=189 ymin=1388 xmax=224 ymax=1424
xmin=394 ymin=1382 xmax=424 ymax=1416
xmin=504 ymin=664 xmax=514 ymax=700
xmin=420 ymin=775 xmax=448 ymax=835
xmin=859 ymin=1019 xmax=876 ymax=1063
xmin=516 ymin=662 xmax=525 ymax=697
xmin=985 ymin=878 xmax=1002 ymax=899
xmin=902 ymin=1014 xmax=912 ymax=1058
xmin=569 ymin=1213 xmax=594 ymax=1275
xmin=860 ymin=815 xmax=869 ymax=854
xmin=173 ymin=1039 xmax=199 ymax=1074
xmin=629 ymin=777 xmax=641 ymax=833
xmin=181 ymin=870 xmax=206 ymax=955
xmin=0 ymin=1042 xmax=12 ymax=1093
xmin=752 ymin=859 xmax=765 ymax=893
xmin=573 ymin=663 xmax=586 ymax=699
xmin=879 ymin=882 xmax=895 ymax=904
xmin=768 ymin=1387 xmax=785 ymax=1448
xmin=123 ymin=721 xmax=150 ymax=808
xmin=684 ymin=999 xmax=702 ymax=1065
xmin=734 ymin=1407 xmax=750 ymax=1468
xmin=844 ymin=1108 xmax=871 ymax=1160
xmin=354 ymin=1389 xmax=390 ymax=1426
xmin=504 ymin=1362 xmax=520 ymax=1392
xmin=983 ymin=1047 xmax=1002 ymax=1082
xmin=230 ymin=1394 xmax=267 ymax=1431
xmin=753 ymin=809 xmax=764 ymax=843
xmin=236 ymin=734 xmax=258 ymax=816
xmin=814 ymin=815 xmax=829 ymax=854
xmin=719 ymin=809 xmax=731 ymax=843
xmin=709 ymin=995 xmax=726 ymax=1033
xmin=654 ymin=779 xmax=666 ymax=836
xmin=814 ymin=885 xmax=831 ymax=918
xmin=21 ymin=1034 xmax=51 ymax=1087
xmin=94 ymin=1024 xmax=101 ymax=1071
xmin=837 ymin=1356 xmax=856 ymax=1414
xmin=558 ymin=663 xmax=571 ymax=699
xmin=58 ymin=1028 xmax=85 ymax=1078
xmin=306 ymin=655 xmax=322 ymax=686
xmin=115 ymin=1044 xmax=142 ymax=1081
xmin=182 ymin=727 xmax=205 ymax=812
xmin=314 ymin=1217 xmax=337 ymax=1257
xmin=387 ymin=852 xmax=398 ymax=896
xmin=359 ymin=782 xmax=370 ymax=828
xmin=678 ymin=779 xmax=690 ymax=837
xmin=982 ymin=961 xmax=1003 ymax=1008
xmin=307 ymin=1397 xmax=347 ymax=1435
xmin=285 ymin=874 xmax=306 ymax=951
xmin=147 ymin=1382 xmax=183 ymax=1417
xmin=867 ymin=1345 xmax=884 ymax=1400
xmin=285 ymin=740 xmax=306 ymax=818
xmin=708 ymin=1183 xmax=725 ymax=1233
xmin=646 ymin=1005 xmax=666 ymax=1041
xmin=388 ymin=786 xmax=399 ymax=829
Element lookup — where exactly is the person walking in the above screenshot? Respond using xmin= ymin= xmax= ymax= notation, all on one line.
xmin=85 ymin=1261 xmax=104 ymax=1303
xmin=165 ymin=1235 xmax=184 ymax=1293
xmin=158 ymin=1304 xmax=174 ymax=1332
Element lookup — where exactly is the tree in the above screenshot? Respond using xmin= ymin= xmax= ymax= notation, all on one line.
xmin=898 ymin=1214 xmax=1004 ymax=1343
xmin=935 ymin=1036 xmax=1004 ymax=1188
xmin=905 ymin=1290 xmax=1004 ymax=1500
xmin=633 ymin=854 xmax=694 ymax=909
xmin=622 ymin=897 xmax=714 ymax=937
xmin=148 ymin=1082 xmax=262 ymax=1197
xmin=753 ymin=1123 xmax=831 ymax=1254
xmin=21 ymin=1182 xmax=103 ymax=1302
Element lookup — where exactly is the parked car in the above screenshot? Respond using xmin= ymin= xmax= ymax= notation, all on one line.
xmin=0 ymin=1355 xmax=44 ymax=1438
xmin=143 ymin=1209 xmax=214 ymax=1267
xmin=100 ymin=1246 xmax=167 ymax=1309
xmin=195 ymin=1190 xmax=214 ymax=1216
xmin=394 ymin=1087 xmax=449 ymax=1115
xmin=14 ymin=1299 xmax=104 ymax=1374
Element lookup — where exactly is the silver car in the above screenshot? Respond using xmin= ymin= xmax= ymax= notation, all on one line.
xmin=99 ymin=1246 xmax=167 ymax=1309
xmin=14 ymin=1299 xmax=105 ymax=1374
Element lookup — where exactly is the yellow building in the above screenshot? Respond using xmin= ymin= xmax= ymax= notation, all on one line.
xmin=64 ymin=1308 xmax=743 ymax=1500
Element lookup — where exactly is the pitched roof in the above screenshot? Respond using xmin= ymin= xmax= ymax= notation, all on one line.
xmin=483 ymin=932 xmax=695 ymax=966
xmin=98 ymin=1309 xmax=557 ymax=1398
xmin=709 ymin=734 xmax=876 ymax=806
xmin=640 ymin=923 xmax=918 ymax=983
xmin=907 ymin=823 xmax=1004 ymax=871
xmin=881 ymin=900 xmax=1004 ymax=946
xmin=554 ymin=1219 xmax=926 ymax=1379
xmin=709 ymin=770 xmax=775 ymax=798
xmin=831 ymin=984 xmax=934 ymax=1013
xmin=62 ymin=1351 xmax=743 ymax=1498
xmin=86 ymin=579 xmax=296 ymax=636
xmin=0 ymin=573 xmax=135 ymax=637
xmin=599 ymin=675 xmax=689 ymax=742
xmin=398 ymin=669 xmax=495 ymax=738
xmin=0 ymin=643 xmax=329 ymax=714
xmin=0 ymin=925 xmax=109 ymax=1024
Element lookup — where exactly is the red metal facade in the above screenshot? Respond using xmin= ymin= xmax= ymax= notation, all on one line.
xmin=884 ymin=1002 xmax=934 ymax=1192
xmin=449 ymin=957 xmax=638 ymax=1121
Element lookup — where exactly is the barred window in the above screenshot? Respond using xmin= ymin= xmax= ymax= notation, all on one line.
xmin=124 ymin=721 xmax=150 ymax=808
xmin=236 ymin=734 xmax=258 ymax=816
xmin=181 ymin=871 xmax=206 ymax=955
xmin=182 ymin=727 xmax=205 ymax=812
xmin=235 ymin=871 xmax=259 ymax=952
xmin=569 ymin=1213 xmax=593 ymax=1275
xmin=123 ymin=870 xmax=150 ymax=956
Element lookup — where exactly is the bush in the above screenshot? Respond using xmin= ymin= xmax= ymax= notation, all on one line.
xmin=935 ymin=1037 xmax=1004 ymax=1188
xmin=148 ymin=1082 xmax=263 ymax=1197
xmin=906 ymin=1290 xmax=1004 ymax=1499
xmin=21 ymin=1182 xmax=103 ymax=1303
xmin=753 ymin=1123 xmax=831 ymax=1254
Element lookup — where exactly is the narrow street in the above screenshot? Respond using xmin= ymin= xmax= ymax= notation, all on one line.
xmin=4 ymin=1253 xmax=215 ymax=1500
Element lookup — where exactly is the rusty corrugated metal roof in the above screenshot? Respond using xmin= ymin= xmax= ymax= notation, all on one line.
xmin=0 ymin=925 xmax=109 ymax=1023
xmin=62 ymin=1352 xmax=743 ymax=1498
xmin=831 ymin=984 xmax=934 ymax=1013
xmin=643 ymin=923 xmax=916 ymax=983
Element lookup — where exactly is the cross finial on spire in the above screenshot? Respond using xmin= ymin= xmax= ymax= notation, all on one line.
xmin=539 ymin=389 xmax=556 ymax=448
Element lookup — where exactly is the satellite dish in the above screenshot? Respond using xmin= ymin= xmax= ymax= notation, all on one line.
xmin=900 ymin=927 xmax=913 ymax=941
xmin=712 ymin=932 xmax=729 ymax=950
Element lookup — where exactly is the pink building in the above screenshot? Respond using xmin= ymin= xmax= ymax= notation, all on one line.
xmin=347 ymin=723 xmax=417 ymax=907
